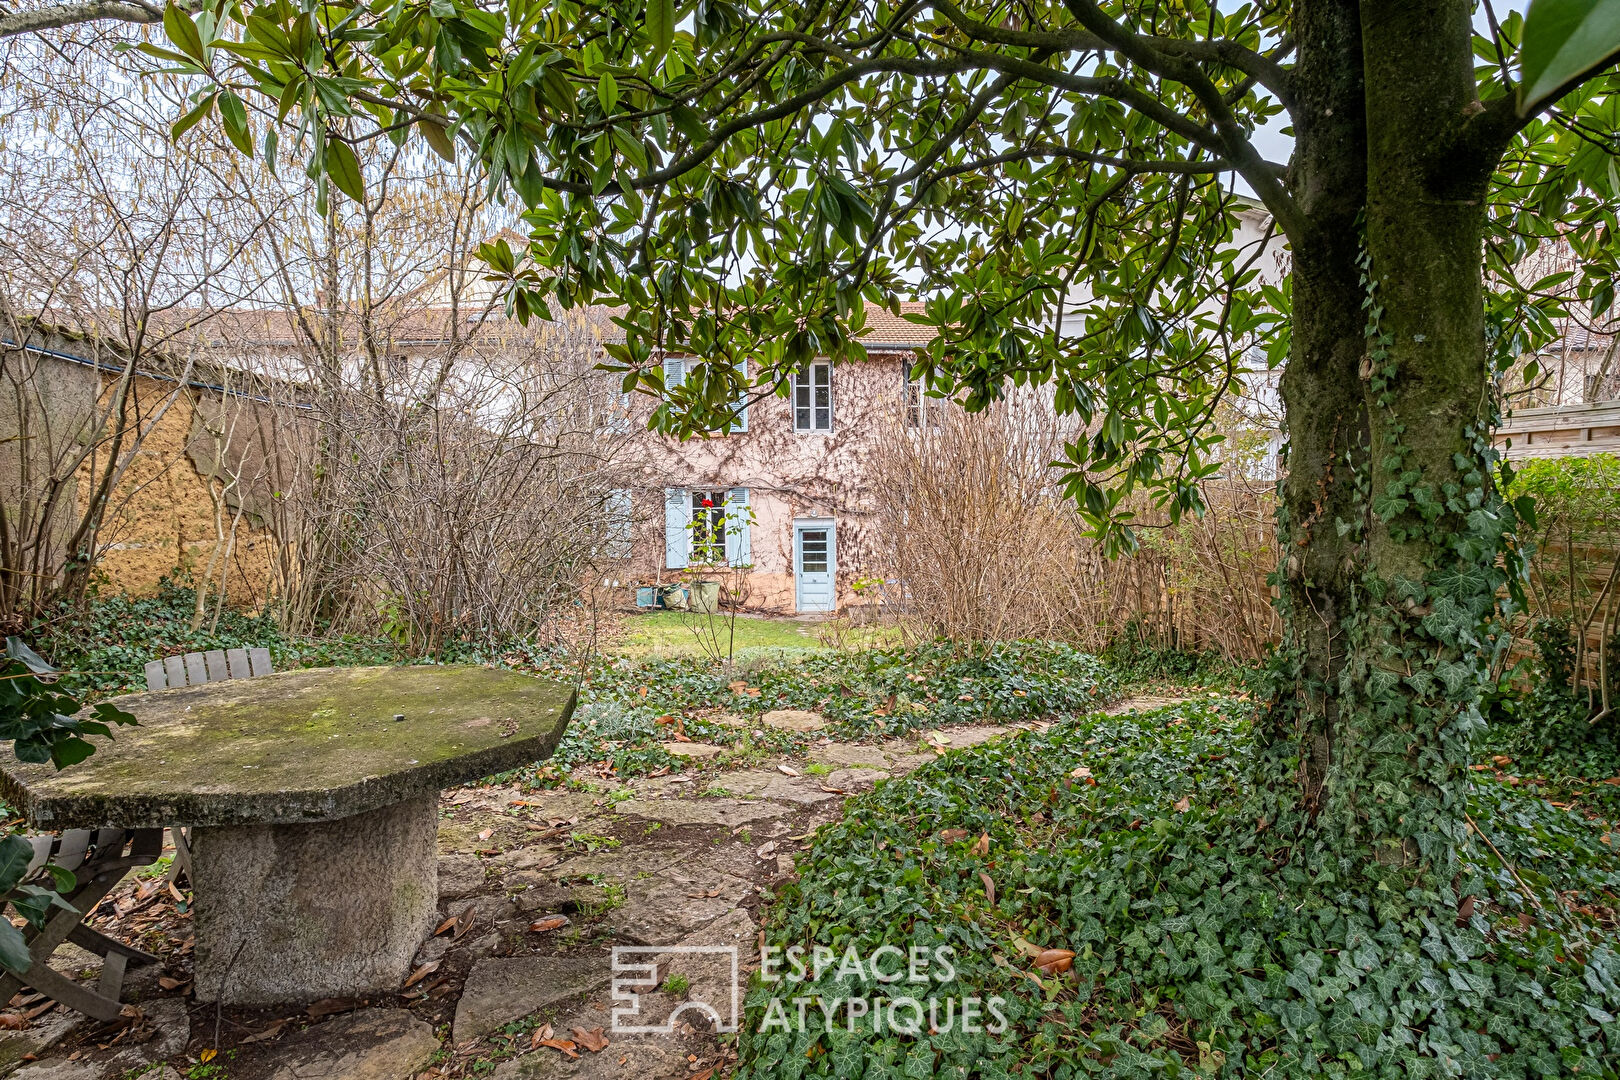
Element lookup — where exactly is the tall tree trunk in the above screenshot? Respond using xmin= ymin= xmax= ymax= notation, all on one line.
xmin=1262 ymin=0 xmax=1505 ymax=869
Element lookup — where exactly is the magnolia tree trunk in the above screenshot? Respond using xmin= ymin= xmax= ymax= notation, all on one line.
xmin=1260 ymin=0 xmax=1505 ymax=868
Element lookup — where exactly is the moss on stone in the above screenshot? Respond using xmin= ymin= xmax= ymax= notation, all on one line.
xmin=0 ymin=666 xmax=575 ymax=828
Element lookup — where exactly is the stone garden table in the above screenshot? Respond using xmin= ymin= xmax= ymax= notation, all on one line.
xmin=0 ymin=665 xmax=574 ymax=1006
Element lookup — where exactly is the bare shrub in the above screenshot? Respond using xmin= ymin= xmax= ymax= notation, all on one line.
xmin=870 ymin=399 xmax=1278 ymax=656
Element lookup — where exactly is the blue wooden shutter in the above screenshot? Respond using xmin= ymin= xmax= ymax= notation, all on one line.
xmin=664 ymin=488 xmax=689 ymax=568
xmin=725 ymin=488 xmax=752 ymax=566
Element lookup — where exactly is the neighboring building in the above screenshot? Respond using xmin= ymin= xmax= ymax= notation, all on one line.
xmin=629 ymin=303 xmax=936 ymax=614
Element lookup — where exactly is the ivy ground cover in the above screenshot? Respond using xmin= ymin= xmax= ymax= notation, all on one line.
xmin=741 ymin=698 xmax=1620 ymax=1079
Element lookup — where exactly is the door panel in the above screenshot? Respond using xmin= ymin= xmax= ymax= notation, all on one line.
xmin=794 ymin=521 xmax=836 ymax=613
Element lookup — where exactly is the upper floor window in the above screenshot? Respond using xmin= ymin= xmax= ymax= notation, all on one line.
xmin=904 ymin=369 xmax=933 ymax=429
xmin=793 ymin=361 xmax=832 ymax=432
xmin=664 ymin=356 xmax=747 ymax=433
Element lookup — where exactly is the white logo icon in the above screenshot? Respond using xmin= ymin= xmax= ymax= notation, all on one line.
xmin=610 ymin=946 xmax=740 ymax=1034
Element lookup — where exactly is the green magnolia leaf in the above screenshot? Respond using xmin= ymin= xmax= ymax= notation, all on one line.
xmin=170 ymin=91 xmax=218 ymax=140
xmin=327 ymin=138 xmax=366 ymax=203
xmin=0 ymin=922 xmax=29 ymax=976
xmin=218 ymin=90 xmax=254 ymax=157
xmin=646 ymin=0 xmax=674 ymax=61
xmin=420 ymin=116 xmax=456 ymax=163
xmin=1519 ymin=0 xmax=1620 ymax=112
xmin=598 ymin=70 xmax=619 ymax=113
xmin=162 ymin=0 xmax=208 ymax=65
xmin=0 ymin=836 xmax=33 ymax=895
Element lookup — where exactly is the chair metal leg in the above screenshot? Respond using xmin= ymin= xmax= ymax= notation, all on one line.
xmin=18 ymin=961 xmax=125 ymax=1022
xmin=96 ymin=952 xmax=127 ymax=1004
xmin=68 ymin=923 xmax=160 ymax=966
xmin=164 ymin=828 xmax=192 ymax=887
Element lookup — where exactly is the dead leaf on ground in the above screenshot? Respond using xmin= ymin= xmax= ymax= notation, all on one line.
xmin=529 ymin=1023 xmax=554 ymax=1048
xmin=1034 ymin=948 xmax=1075 ymax=975
xmin=970 ymin=833 xmax=990 ymax=857
xmin=1173 ymin=796 xmax=1191 ymax=813
xmin=477 ymin=829 xmax=494 ymax=841
xmin=938 ymin=829 xmax=969 ymax=842
xmin=306 ymin=997 xmax=359 ymax=1019
xmin=777 ymin=764 xmax=800 ymax=777
xmin=537 ymin=1037 xmax=579 ymax=1058
xmin=757 ymin=842 xmax=778 ymax=859
xmin=157 ymin=976 xmax=190 ymax=992
xmin=572 ymin=1026 xmax=609 ymax=1052
xmin=403 ymin=961 xmax=439 ymax=989
xmin=0 ymin=1013 xmax=27 ymax=1030
xmin=240 ymin=1020 xmax=290 ymax=1044
xmin=979 ymin=871 xmax=996 ymax=907
xmin=528 ymin=916 xmax=570 ymax=933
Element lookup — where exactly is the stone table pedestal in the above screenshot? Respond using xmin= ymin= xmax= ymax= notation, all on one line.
xmin=192 ymin=796 xmax=439 ymax=1004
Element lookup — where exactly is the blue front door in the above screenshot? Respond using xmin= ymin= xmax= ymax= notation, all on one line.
xmin=794 ymin=520 xmax=836 ymax=613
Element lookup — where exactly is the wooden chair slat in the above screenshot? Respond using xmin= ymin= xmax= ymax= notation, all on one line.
xmin=163 ymin=656 xmax=187 ymax=689
xmin=24 ymin=836 xmax=51 ymax=875
xmin=143 ymin=661 xmax=167 ymax=692
xmin=204 ymin=650 xmax=230 ymax=682
xmin=248 ymin=647 xmax=273 ymax=676
xmin=53 ymin=831 xmax=90 ymax=873
xmin=226 ymin=648 xmax=250 ymax=678
xmin=183 ymin=653 xmax=207 ymax=687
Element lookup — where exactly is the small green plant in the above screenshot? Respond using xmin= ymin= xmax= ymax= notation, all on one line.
xmin=662 ymin=972 xmax=691 ymax=996
xmin=567 ymin=831 xmax=621 ymax=852
xmin=805 ymin=761 xmax=833 ymax=776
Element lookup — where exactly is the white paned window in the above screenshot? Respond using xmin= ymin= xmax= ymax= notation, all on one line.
xmin=689 ymin=490 xmax=728 ymax=565
xmin=793 ymin=361 xmax=832 ymax=432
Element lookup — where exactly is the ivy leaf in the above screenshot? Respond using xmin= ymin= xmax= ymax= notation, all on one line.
xmin=0 ymin=923 xmax=28 ymax=975
xmin=1519 ymin=0 xmax=1620 ymax=113
xmin=0 ymin=837 xmax=32 ymax=895
xmin=327 ymin=139 xmax=366 ymax=203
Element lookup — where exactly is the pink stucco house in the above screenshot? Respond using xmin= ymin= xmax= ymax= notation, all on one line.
xmin=622 ymin=303 xmax=935 ymax=614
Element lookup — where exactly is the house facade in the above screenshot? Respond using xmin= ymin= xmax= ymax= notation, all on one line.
xmin=628 ymin=304 xmax=935 ymax=615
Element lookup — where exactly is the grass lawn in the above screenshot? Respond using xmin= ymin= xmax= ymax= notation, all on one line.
xmin=606 ymin=610 xmax=898 ymax=658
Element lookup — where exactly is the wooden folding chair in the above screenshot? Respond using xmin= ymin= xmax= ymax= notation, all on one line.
xmin=141 ymin=648 xmax=274 ymax=885
xmin=0 ymin=829 xmax=164 ymax=1021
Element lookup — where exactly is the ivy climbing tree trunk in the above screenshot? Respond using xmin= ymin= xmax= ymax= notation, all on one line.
xmin=1265 ymin=0 xmax=1512 ymax=867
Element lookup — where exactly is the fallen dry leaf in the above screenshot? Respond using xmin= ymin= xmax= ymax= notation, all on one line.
xmin=306 ymin=997 xmax=359 ymax=1019
xmin=1173 ymin=796 xmax=1191 ymax=813
xmin=477 ymin=829 xmax=494 ymax=841
xmin=572 ymin=1026 xmax=610 ymax=1053
xmin=529 ymin=1023 xmax=554 ymax=1049
xmin=1034 ymin=948 xmax=1075 ymax=975
xmin=757 ymin=842 xmax=778 ymax=859
xmin=971 ymin=833 xmax=990 ymax=858
xmin=979 ymin=871 xmax=996 ymax=907
xmin=240 ymin=1020 xmax=290 ymax=1044
xmin=403 ymin=961 xmax=439 ymax=988
xmin=0 ymin=1014 xmax=26 ymax=1031
xmin=938 ymin=828 xmax=969 ymax=842
xmin=538 ymin=1038 xmax=580 ymax=1058
xmin=777 ymin=764 xmax=800 ymax=777
xmin=452 ymin=904 xmax=478 ymax=940
xmin=528 ymin=916 xmax=570 ymax=933
xmin=157 ymin=976 xmax=190 ymax=992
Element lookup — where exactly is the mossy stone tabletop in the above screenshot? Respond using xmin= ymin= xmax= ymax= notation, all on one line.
xmin=0 ymin=665 xmax=576 ymax=829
